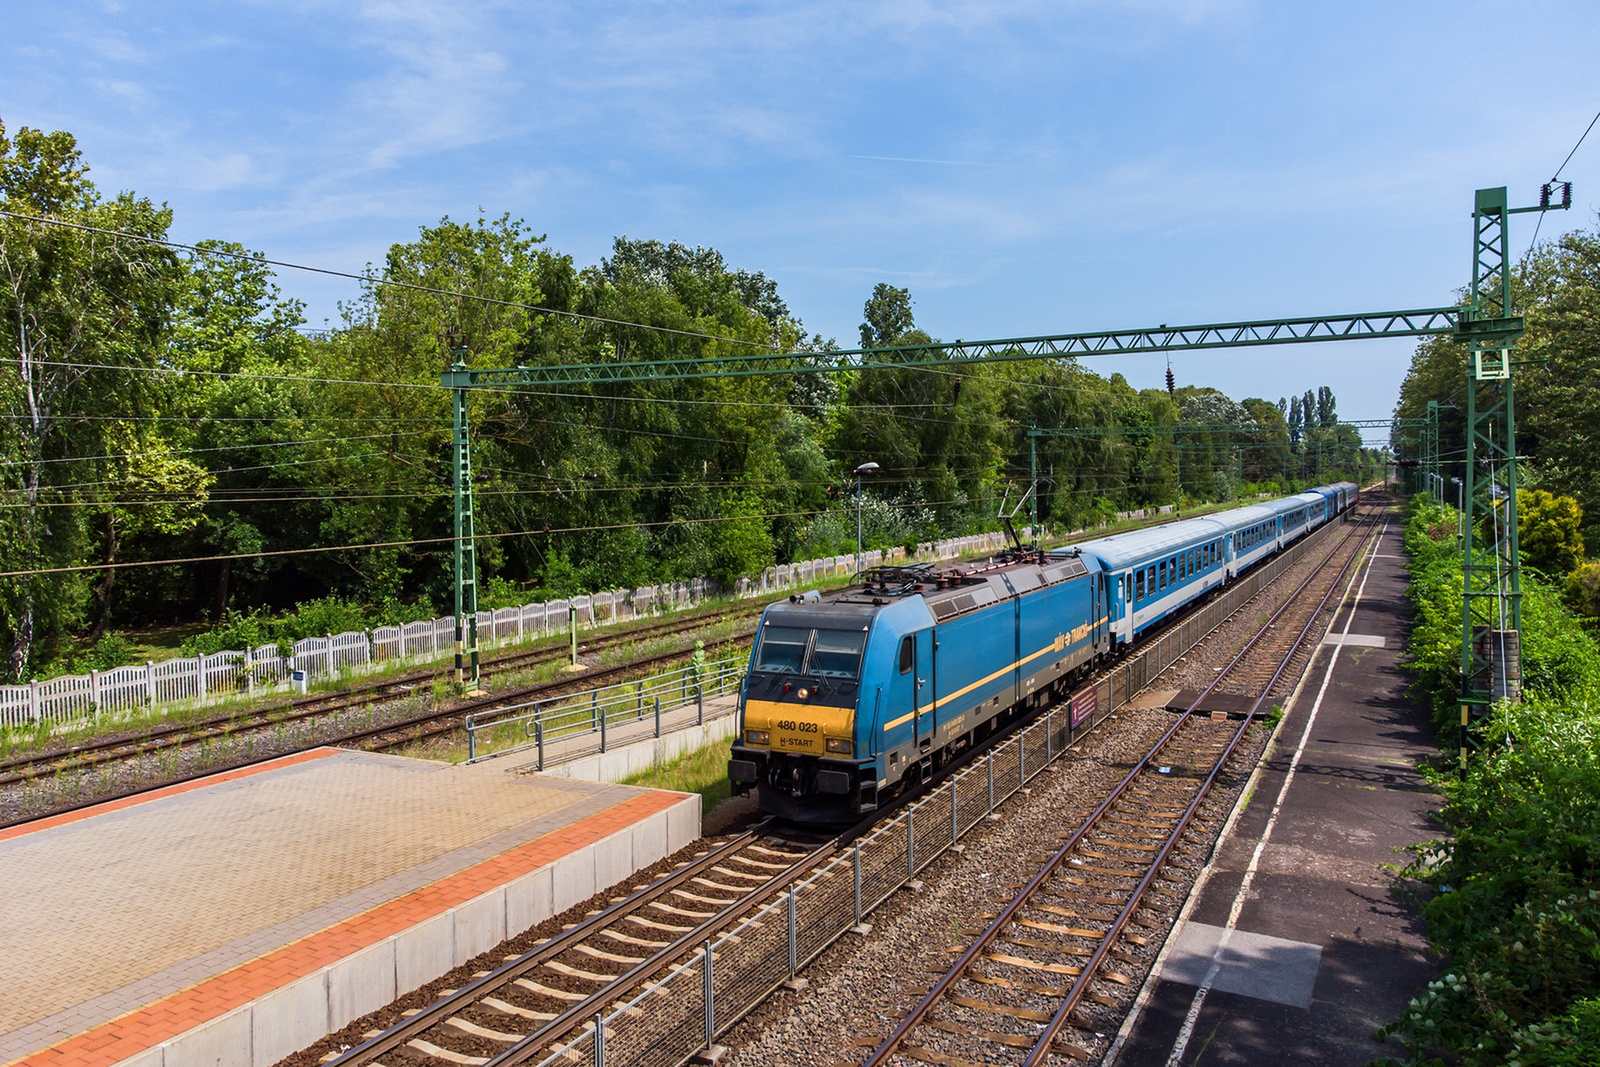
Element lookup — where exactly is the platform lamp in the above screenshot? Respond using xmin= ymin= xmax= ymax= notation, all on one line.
xmin=1450 ymin=477 xmax=1464 ymax=543
xmin=854 ymin=462 xmax=879 ymax=579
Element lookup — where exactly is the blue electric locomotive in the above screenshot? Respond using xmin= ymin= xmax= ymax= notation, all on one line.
xmin=728 ymin=482 xmax=1357 ymax=822
xmin=727 ymin=553 xmax=1110 ymax=821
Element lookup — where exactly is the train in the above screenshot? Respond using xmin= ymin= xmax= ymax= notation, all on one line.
xmin=726 ymin=482 xmax=1357 ymax=822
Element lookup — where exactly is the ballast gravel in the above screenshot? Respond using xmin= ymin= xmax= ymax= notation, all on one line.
xmin=716 ymin=523 xmax=1372 ymax=1067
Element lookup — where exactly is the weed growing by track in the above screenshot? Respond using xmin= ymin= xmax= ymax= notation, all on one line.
xmin=1377 ymin=497 xmax=1600 ymax=1066
xmin=620 ymin=736 xmax=734 ymax=813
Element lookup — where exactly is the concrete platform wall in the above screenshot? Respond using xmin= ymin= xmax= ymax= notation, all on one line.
xmin=122 ymin=792 xmax=699 ymax=1067
xmin=537 ymin=711 xmax=737 ymax=785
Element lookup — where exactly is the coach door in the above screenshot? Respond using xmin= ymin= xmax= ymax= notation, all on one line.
xmin=893 ymin=629 xmax=936 ymax=751
xmin=914 ymin=629 xmax=935 ymax=749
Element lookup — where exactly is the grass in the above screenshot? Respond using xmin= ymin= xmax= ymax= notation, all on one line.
xmin=620 ymin=736 xmax=734 ymax=814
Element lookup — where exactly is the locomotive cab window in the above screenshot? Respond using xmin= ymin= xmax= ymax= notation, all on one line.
xmin=899 ymin=635 xmax=915 ymax=675
xmin=753 ymin=625 xmax=868 ymax=680
xmin=754 ymin=626 xmax=810 ymax=674
xmin=811 ymin=629 xmax=868 ymax=679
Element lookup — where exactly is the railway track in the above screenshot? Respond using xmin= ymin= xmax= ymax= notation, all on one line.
xmin=326 ymin=821 xmax=854 ymax=1067
xmin=0 ymin=605 xmax=754 ymax=790
xmin=312 ymin=507 xmax=1380 ymax=1067
xmin=854 ymin=505 xmax=1379 ymax=1067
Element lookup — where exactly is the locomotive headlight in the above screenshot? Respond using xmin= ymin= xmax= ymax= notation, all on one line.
xmin=745 ymin=729 xmax=770 ymax=746
xmin=826 ymin=738 xmax=853 ymax=756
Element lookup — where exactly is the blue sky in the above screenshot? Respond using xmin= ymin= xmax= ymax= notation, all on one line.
xmin=5 ymin=1 xmax=1598 ymax=433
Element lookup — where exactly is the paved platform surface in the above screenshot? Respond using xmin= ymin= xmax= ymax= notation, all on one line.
xmin=1113 ymin=507 xmax=1442 ymax=1066
xmin=0 ymin=747 xmax=696 ymax=1067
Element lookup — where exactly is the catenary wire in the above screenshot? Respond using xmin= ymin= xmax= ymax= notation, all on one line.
xmin=0 ymin=209 xmax=772 ymax=349
xmin=0 ymin=498 xmax=971 ymax=578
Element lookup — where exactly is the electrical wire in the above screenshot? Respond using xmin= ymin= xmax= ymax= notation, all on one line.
xmin=1530 ymin=105 xmax=1599 ymax=248
xmin=0 ymin=497 xmax=971 ymax=579
xmin=0 ymin=430 xmax=433 ymax=468
xmin=0 ymin=209 xmax=772 ymax=349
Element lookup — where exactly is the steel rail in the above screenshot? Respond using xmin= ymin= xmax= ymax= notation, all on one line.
xmin=330 ymin=818 xmax=859 ymax=1067
xmin=861 ymin=505 xmax=1378 ymax=1067
xmin=344 ymin=625 xmax=755 ymax=753
xmin=1020 ymin=505 xmax=1379 ymax=1065
xmin=0 ymin=605 xmax=746 ymax=784
xmin=0 ymin=624 xmax=754 ymax=832
xmin=327 ymin=822 xmax=767 ymax=1066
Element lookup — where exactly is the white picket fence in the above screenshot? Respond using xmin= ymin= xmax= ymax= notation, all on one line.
xmin=0 ymin=537 xmax=1008 ymax=730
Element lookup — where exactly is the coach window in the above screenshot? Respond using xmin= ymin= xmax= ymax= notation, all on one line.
xmin=899 ymin=636 xmax=914 ymax=675
xmin=1147 ymin=565 xmax=1156 ymax=594
xmin=1160 ymin=561 xmax=1168 ymax=589
xmin=1135 ymin=570 xmax=1145 ymax=600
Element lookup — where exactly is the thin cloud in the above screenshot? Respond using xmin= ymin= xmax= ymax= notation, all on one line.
xmin=851 ymin=155 xmax=1001 ymax=167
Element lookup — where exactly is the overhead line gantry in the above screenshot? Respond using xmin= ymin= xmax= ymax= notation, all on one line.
xmin=442 ymin=184 xmax=1565 ymax=761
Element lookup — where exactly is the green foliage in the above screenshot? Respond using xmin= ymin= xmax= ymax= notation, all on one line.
xmin=1396 ymin=221 xmax=1600 ymax=556
xmin=859 ymin=282 xmax=914 ymax=347
xmin=1566 ymin=561 xmax=1600 ymax=626
xmin=81 ymin=632 xmax=134 ymax=672
xmin=620 ymin=735 xmax=734 ymax=815
xmin=180 ymin=608 xmax=275 ymax=657
xmin=177 ymin=596 xmax=433 ymax=658
xmin=1519 ymin=490 xmax=1586 ymax=578
xmin=1381 ymin=498 xmax=1600 ymax=1065
xmin=0 ymin=119 xmax=1383 ymax=681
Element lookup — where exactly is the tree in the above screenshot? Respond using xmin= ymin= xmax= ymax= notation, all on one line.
xmin=1518 ymin=489 xmax=1584 ymax=577
xmin=1286 ymin=395 xmax=1304 ymax=447
xmin=1316 ymin=385 xmax=1336 ymax=428
xmin=0 ymin=120 xmax=181 ymax=678
xmin=859 ymin=283 xmax=914 ymax=347
xmin=1564 ymin=560 xmax=1600 ymax=624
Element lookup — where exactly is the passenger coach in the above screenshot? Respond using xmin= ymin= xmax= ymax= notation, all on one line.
xmin=728 ymin=482 xmax=1357 ymax=822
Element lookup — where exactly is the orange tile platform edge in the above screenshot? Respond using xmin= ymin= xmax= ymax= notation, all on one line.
xmin=6 ymin=788 xmax=688 ymax=1067
xmin=0 ymin=748 xmax=340 ymax=844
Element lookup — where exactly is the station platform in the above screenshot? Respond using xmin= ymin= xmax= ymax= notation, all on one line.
xmin=1111 ymin=507 xmax=1441 ymax=1065
xmin=0 ymin=747 xmax=699 ymax=1067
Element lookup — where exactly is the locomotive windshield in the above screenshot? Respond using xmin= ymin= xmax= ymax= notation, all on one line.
xmin=753 ymin=625 xmax=867 ymax=680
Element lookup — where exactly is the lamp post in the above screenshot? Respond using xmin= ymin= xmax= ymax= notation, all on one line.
xmin=1451 ymin=476 xmax=1464 ymax=543
xmin=854 ymin=462 xmax=879 ymax=578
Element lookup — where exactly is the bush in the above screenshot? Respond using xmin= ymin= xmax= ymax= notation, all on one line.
xmin=1566 ymin=561 xmax=1600 ymax=627
xmin=175 ymin=595 xmax=438 ymax=659
xmin=82 ymin=632 xmax=134 ymax=672
xmin=1381 ymin=496 xmax=1600 ymax=1065
xmin=180 ymin=608 xmax=274 ymax=657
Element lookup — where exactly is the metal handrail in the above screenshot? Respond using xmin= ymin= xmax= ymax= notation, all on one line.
xmin=465 ymin=657 xmax=745 ymax=764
